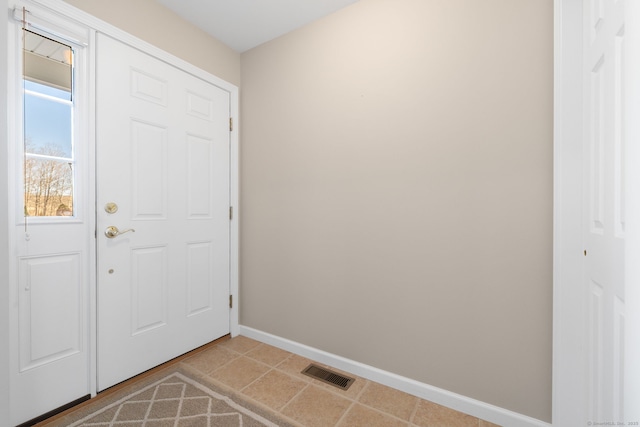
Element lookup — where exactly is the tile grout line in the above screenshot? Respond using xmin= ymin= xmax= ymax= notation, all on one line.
xmin=353 ymin=379 xmax=369 ymax=401
xmin=408 ymin=394 xmax=421 ymax=426
xmin=235 ymin=347 xmax=302 ymax=394
xmin=217 ymin=337 xmax=263 ymax=355
xmin=183 ymin=345 xmax=244 ymax=377
xmin=201 ymin=345 xmax=287 ymax=392
xmin=338 ymin=380 xmax=368 ymax=426
xmin=273 ymin=362 xmax=313 ymax=385
xmin=333 ymin=400 xmax=357 ymax=427
xmin=244 ymin=348 xmax=294 ymax=372
xmin=278 ymin=382 xmax=311 ymax=415
xmin=273 ymin=353 xmax=310 ymax=375
xmin=348 ymin=386 xmax=419 ymax=427
xmin=238 ymin=363 xmax=274 ymax=394
xmin=359 ymin=402 xmax=415 ymax=426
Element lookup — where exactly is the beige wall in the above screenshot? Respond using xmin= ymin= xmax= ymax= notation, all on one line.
xmin=240 ymin=0 xmax=553 ymax=421
xmin=63 ymin=0 xmax=241 ymax=86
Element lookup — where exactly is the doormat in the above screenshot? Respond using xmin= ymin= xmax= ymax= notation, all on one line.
xmin=46 ymin=366 xmax=296 ymax=427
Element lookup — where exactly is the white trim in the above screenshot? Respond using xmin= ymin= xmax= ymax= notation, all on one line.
xmin=625 ymin=0 xmax=640 ymax=422
xmin=1 ymin=0 xmax=11 ymax=423
xmin=239 ymin=325 xmax=551 ymax=427
xmin=11 ymin=5 xmax=88 ymax=46
xmin=87 ymin=27 xmax=98 ymax=399
xmin=4 ymin=9 xmax=19 ymax=426
xmin=552 ymin=0 xmax=586 ymax=425
xmin=229 ymin=107 xmax=240 ymax=338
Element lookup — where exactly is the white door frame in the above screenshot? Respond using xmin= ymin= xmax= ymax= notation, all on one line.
xmin=624 ymin=0 xmax=640 ymax=422
xmin=553 ymin=0 xmax=640 ymax=424
xmin=552 ymin=1 xmax=586 ymax=425
xmin=0 ymin=0 xmax=11 ymax=424
xmin=2 ymin=0 xmax=239 ymax=423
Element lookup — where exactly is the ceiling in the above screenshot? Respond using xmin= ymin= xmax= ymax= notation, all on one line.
xmin=155 ymin=0 xmax=360 ymax=53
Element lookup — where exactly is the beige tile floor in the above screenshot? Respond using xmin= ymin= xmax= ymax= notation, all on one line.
xmin=179 ymin=336 xmax=501 ymax=427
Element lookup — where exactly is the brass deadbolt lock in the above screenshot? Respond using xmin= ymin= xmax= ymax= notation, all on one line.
xmin=105 ymin=202 xmax=118 ymax=214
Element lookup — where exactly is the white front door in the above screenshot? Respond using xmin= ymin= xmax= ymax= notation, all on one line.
xmin=583 ymin=0 xmax=626 ymax=422
xmin=96 ymin=33 xmax=231 ymax=390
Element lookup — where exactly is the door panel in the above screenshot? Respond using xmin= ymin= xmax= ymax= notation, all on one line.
xmin=131 ymin=120 xmax=168 ymax=218
xmin=96 ymin=33 xmax=230 ymax=390
xmin=19 ymin=254 xmax=82 ymax=370
xmin=131 ymin=246 xmax=168 ymax=334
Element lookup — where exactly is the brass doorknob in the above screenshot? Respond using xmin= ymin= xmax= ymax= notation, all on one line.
xmin=104 ymin=226 xmax=135 ymax=239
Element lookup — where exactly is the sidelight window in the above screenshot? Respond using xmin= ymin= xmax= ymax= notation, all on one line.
xmin=22 ymin=30 xmax=75 ymax=217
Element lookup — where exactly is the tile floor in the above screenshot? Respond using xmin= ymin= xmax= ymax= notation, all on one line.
xmin=177 ymin=336 xmax=501 ymax=427
xmin=38 ymin=335 xmax=502 ymax=427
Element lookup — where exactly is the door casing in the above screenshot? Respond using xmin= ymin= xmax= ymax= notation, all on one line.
xmin=623 ymin=0 xmax=640 ymax=421
xmin=552 ymin=1 xmax=586 ymax=424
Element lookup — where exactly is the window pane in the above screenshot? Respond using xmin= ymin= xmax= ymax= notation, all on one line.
xmin=24 ymin=157 xmax=74 ymax=217
xmin=23 ymin=30 xmax=75 ymax=218
xmin=25 ymin=80 xmax=70 ymax=100
xmin=24 ymin=87 xmax=72 ymax=157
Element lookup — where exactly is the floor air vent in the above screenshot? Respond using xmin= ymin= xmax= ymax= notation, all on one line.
xmin=301 ymin=364 xmax=355 ymax=390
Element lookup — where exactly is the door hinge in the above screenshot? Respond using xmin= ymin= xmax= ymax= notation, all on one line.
xmin=229 ymin=294 xmax=233 ymax=309
xmin=229 ymin=117 xmax=233 ymax=132
xmin=229 ymin=206 xmax=233 ymax=220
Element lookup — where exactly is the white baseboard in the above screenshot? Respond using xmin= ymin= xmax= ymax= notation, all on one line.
xmin=239 ymin=326 xmax=551 ymax=427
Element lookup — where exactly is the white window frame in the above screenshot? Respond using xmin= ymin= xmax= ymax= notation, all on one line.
xmin=9 ymin=5 xmax=90 ymax=226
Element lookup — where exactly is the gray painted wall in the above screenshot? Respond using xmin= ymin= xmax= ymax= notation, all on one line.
xmin=240 ymin=0 xmax=553 ymax=421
